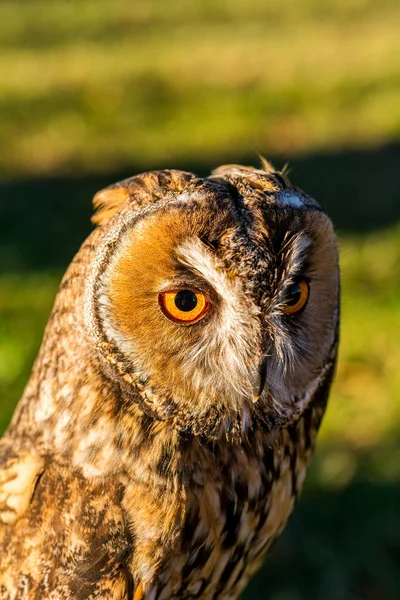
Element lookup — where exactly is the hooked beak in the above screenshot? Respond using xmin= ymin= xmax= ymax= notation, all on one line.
xmin=248 ymin=355 xmax=268 ymax=403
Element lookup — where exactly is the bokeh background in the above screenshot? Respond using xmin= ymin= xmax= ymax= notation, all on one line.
xmin=1 ymin=1 xmax=400 ymax=598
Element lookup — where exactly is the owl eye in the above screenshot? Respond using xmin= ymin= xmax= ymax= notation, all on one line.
xmin=282 ymin=280 xmax=310 ymax=315
xmin=159 ymin=289 xmax=209 ymax=324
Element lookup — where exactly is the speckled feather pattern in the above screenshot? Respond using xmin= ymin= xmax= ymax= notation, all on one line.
xmin=0 ymin=164 xmax=339 ymax=599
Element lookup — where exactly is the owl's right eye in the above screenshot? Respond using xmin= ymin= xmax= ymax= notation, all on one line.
xmin=158 ymin=289 xmax=209 ymax=324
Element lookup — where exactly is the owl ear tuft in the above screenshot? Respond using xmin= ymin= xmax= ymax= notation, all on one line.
xmin=91 ymin=185 xmax=131 ymax=226
xmin=258 ymin=155 xmax=276 ymax=173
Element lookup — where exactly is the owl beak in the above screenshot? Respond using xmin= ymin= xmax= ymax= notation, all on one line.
xmin=249 ymin=355 xmax=268 ymax=403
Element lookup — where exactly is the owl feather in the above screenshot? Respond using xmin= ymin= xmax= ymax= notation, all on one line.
xmin=0 ymin=163 xmax=339 ymax=599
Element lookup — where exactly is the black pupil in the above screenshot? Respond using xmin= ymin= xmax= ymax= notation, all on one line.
xmin=174 ymin=290 xmax=198 ymax=312
xmin=286 ymin=283 xmax=302 ymax=306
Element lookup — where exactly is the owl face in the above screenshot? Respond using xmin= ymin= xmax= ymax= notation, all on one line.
xmin=86 ymin=167 xmax=339 ymax=439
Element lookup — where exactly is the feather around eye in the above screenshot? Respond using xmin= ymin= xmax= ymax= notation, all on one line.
xmin=158 ymin=289 xmax=209 ymax=324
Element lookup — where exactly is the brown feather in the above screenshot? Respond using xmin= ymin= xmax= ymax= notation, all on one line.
xmin=92 ymin=185 xmax=131 ymax=226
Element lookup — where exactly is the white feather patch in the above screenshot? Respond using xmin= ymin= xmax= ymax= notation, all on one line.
xmin=177 ymin=238 xmax=238 ymax=303
xmin=177 ymin=238 xmax=260 ymax=405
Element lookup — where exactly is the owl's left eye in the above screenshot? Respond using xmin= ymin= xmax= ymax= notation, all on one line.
xmin=282 ymin=280 xmax=310 ymax=315
xmin=158 ymin=289 xmax=209 ymax=324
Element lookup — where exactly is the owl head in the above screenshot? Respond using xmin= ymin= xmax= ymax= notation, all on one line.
xmin=85 ymin=163 xmax=339 ymax=440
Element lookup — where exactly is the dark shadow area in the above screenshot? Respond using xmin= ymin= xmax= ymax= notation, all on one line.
xmin=1 ymin=141 xmax=399 ymax=272
xmin=243 ymin=481 xmax=400 ymax=600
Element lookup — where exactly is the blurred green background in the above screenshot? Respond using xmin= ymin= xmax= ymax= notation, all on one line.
xmin=1 ymin=1 xmax=400 ymax=598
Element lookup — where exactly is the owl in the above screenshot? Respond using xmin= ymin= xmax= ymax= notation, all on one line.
xmin=0 ymin=162 xmax=339 ymax=600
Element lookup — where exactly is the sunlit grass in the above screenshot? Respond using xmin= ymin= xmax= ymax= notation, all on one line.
xmin=0 ymin=273 xmax=59 ymax=433
xmin=1 ymin=0 xmax=400 ymax=176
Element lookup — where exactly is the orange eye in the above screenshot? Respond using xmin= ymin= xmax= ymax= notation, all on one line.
xmin=159 ymin=289 xmax=209 ymax=324
xmin=282 ymin=280 xmax=310 ymax=315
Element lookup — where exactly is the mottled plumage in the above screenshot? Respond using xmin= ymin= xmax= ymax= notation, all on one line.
xmin=0 ymin=163 xmax=339 ymax=599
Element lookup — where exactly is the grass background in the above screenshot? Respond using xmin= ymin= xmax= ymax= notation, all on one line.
xmin=0 ymin=1 xmax=400 ymax=598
